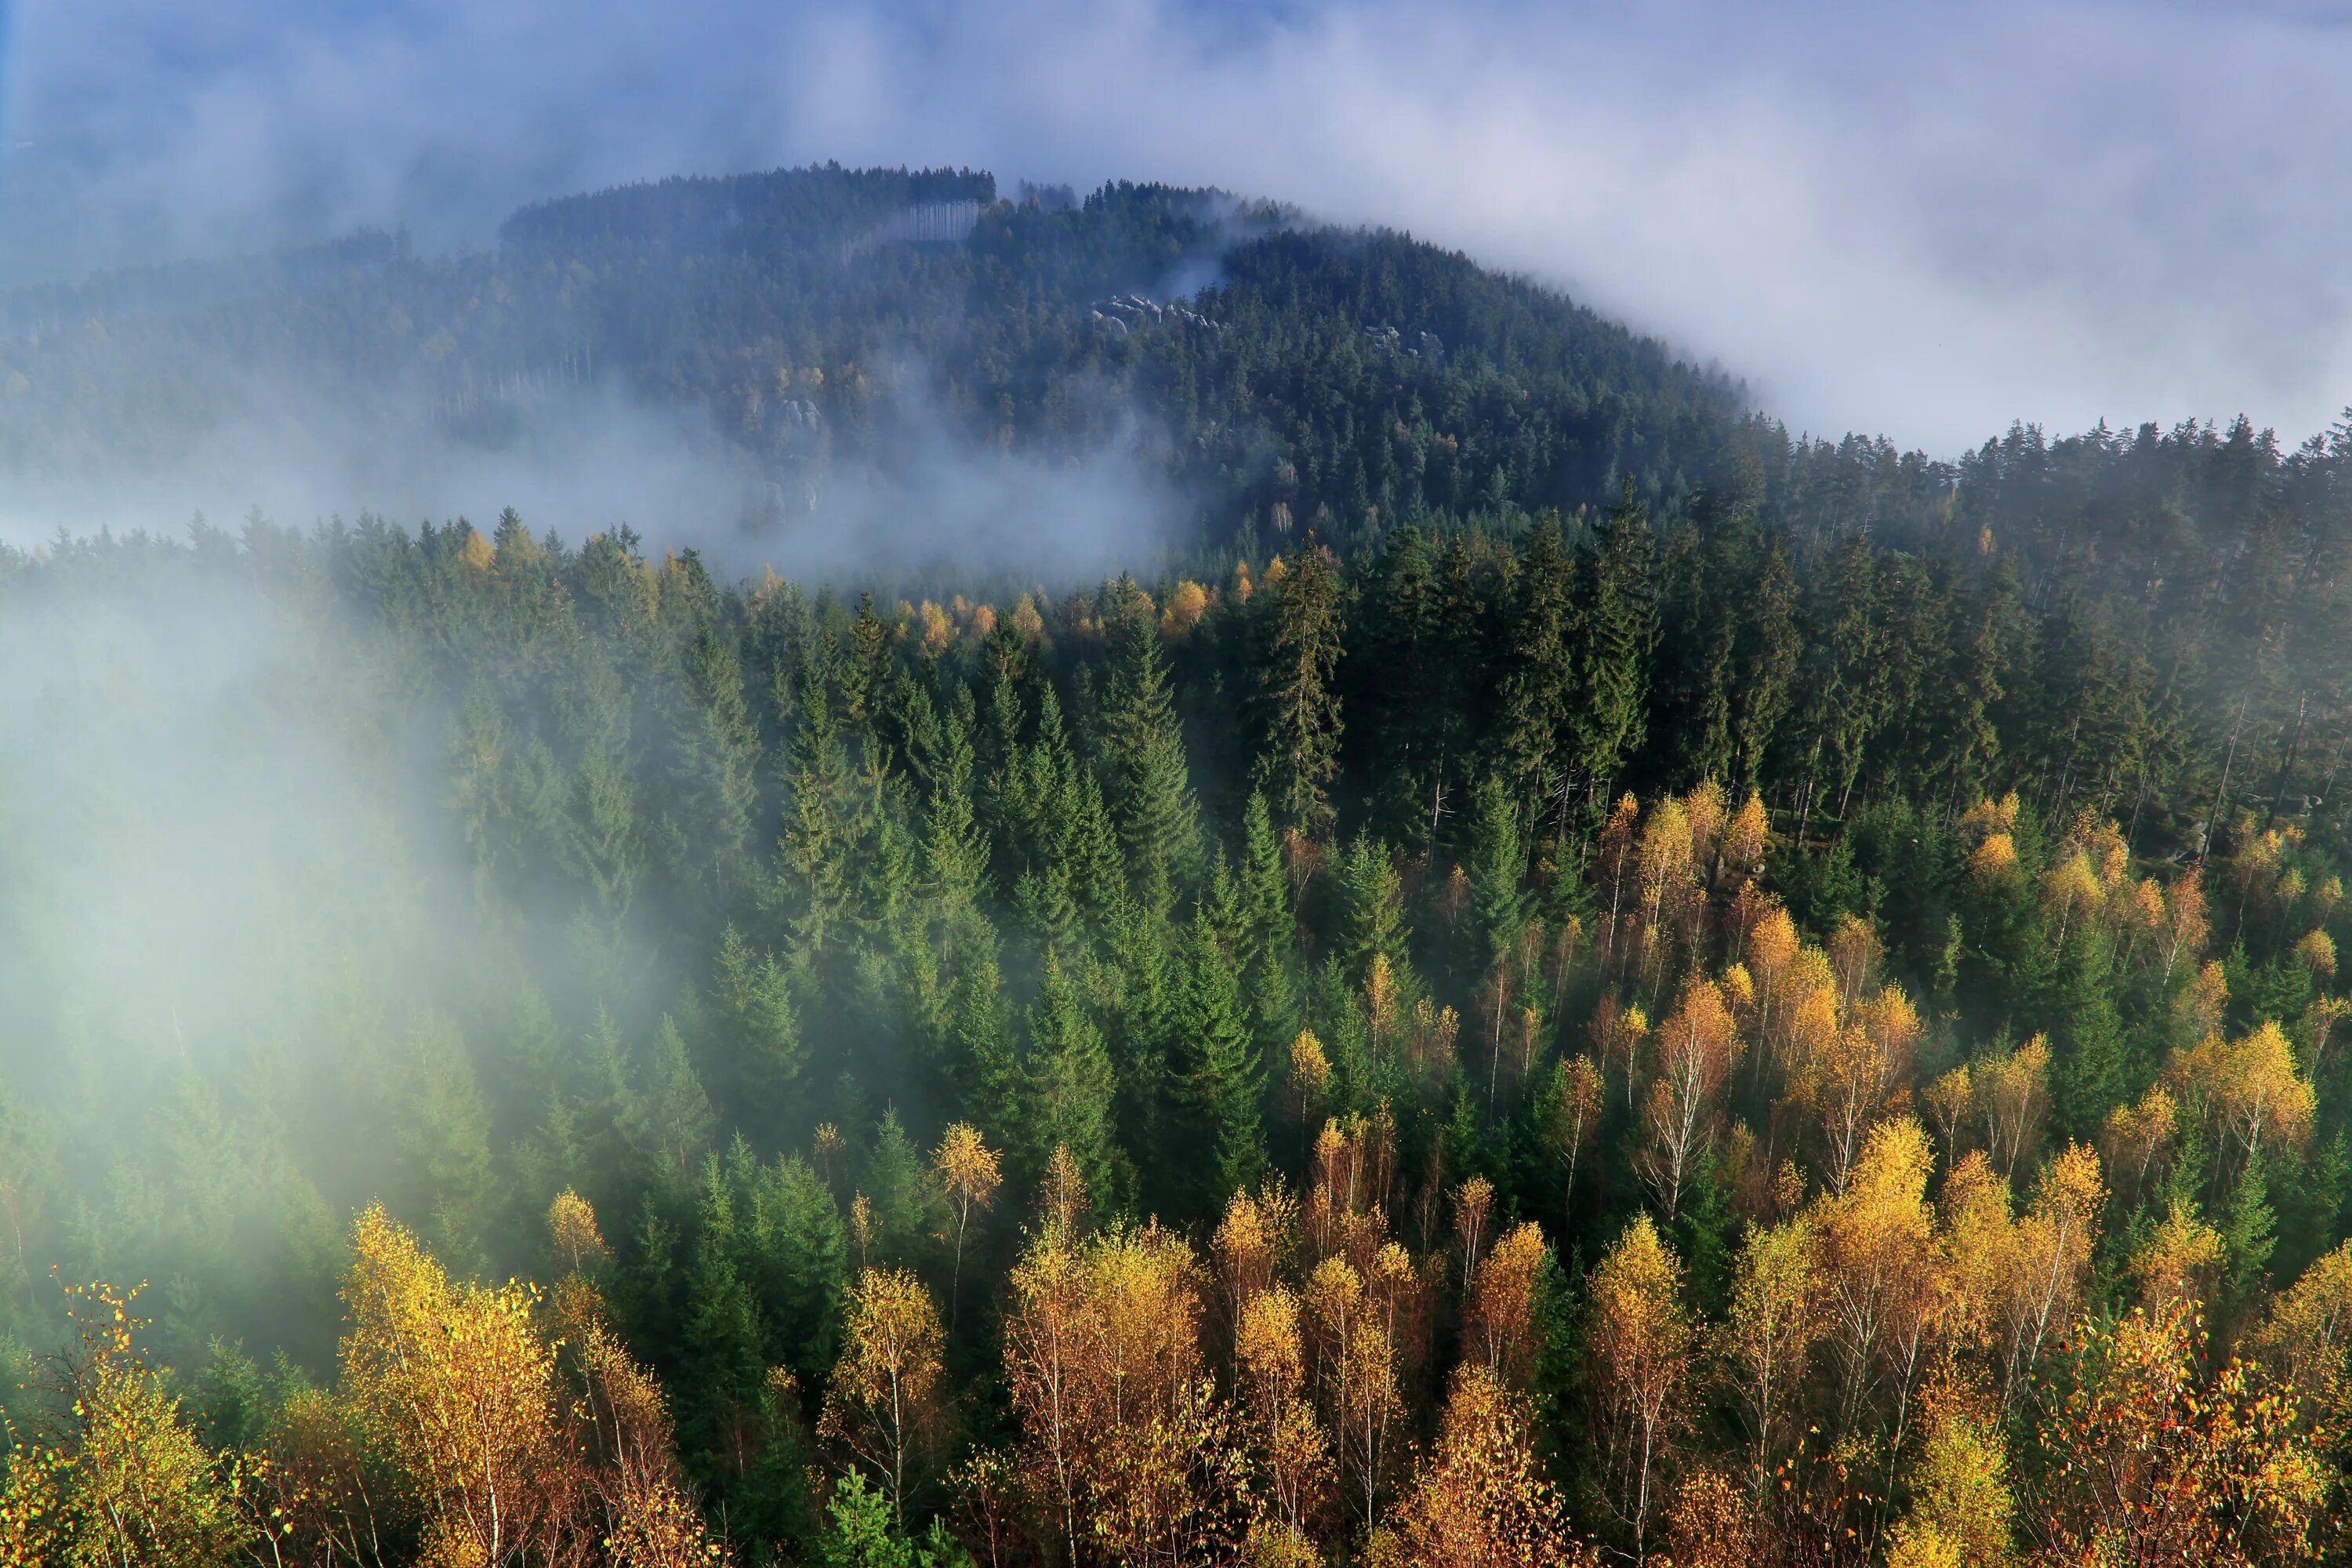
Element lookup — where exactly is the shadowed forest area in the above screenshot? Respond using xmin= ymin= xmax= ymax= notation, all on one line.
xmin=5 ymin=168 xmax=2352 ymax=1566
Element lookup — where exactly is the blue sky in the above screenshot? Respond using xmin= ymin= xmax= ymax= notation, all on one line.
xmin=2 ymin=0 xmax=2349 ymax=451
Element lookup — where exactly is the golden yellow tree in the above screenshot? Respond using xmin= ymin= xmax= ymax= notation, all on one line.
xmin=1662 ymin=1466 xmax=1762 ymax=1568
xmin=550 ymin=1186 xmax=611 ymax=1275
xmin=2100 ymin=1084 xmax=2177 ymax=1211
xmin=2169 ymin=1021 xmax=2317 ymax=1183
xmin=0 ymin=1282 xmax=256 ymax=1568
xmin=1464 ymin=1221 xmax=1549 ymax=1388
xmin=339 ymin=1203 xmax=585 ymax=1567
xmin=2035 ymin=1303 xmax=2330 ymax=1566
xmin=1213 ymin=1181 xmax=1298 ymax=1348
xmin=1385 ymin=1365 xmax=1588 ymax=1568
xmin=931 ymin=1122 xmax=1003 ymax=1330
xmin=2131 ymin=1206 xmax=2226 ymax=1319
xmin=1995 ymin=1143 xmax=2104 ymax=1406
xmin=1545 ymin=1054 xmax=1606 ymax=1218
xmin=1588 ymin=1214 xmax=1693 ymax=1562
xmin=822 ymin=1267 xmax=946 ymax=1525
xmin=1635 ymin=974 xmax=1743 ymax=1220
xmin=1004 ymin=1224 xmax=1093 ymax=1555
xmin=1816 ymin=1118 xmax=1936 ymax=1436
xmin=1235 ymin=1287 xmax=1331 ymax=1538
xmin=1307 ymin=1254 xmax=1403 ymax=1534
xmin=577 ymin=1313 xmax=732 ymax=1568
xmin=2251 ymin=1239 xmax=2352 ymax=1421
xmin=1794 ymin=982 xmax=1920 ymax=1192
xmin=1885 ymin=1395 xmax=2015 ymax=1568
xmin=1721 ymin=1214 xmax=1820 ymax=1501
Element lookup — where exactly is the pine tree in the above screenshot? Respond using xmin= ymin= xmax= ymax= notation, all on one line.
xmin=748 ymin=1152 xmax=850 ymax=1385
xmin=1353 ymin=526 xmax=1451 ymax=840
xmin=1237 ymin=790 xmax=1302 ymax=1047
xmin=920 ymin=695 xmax=993 ymax=935
xmin=638 ymin=1015 xmax=717 ymax=1180
xmin=1732 ymin=536 xmax=1802 ymax=797
xmin=1465 ymin=777 xmax=1530 ymax=977
xmin=682 ymin=1168 xmax=767 ymax=1471
xmin=777 ymin=660 xmax=863 ymax=959
xmin=862 ymin=1109 xmax=934 ymax=1269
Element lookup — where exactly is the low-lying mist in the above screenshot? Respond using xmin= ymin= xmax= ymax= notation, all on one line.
xmin=0 ymin=366 xmax=1189 ymax=584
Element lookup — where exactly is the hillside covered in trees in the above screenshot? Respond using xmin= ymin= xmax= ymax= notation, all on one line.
xmin=0 ymin=165 xmax=1736 ymax=551
xmin=5 ymin=166 xmax=2352 ymax=1566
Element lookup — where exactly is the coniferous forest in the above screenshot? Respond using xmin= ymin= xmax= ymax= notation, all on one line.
xmin=7 ymin=167 xmax=2352 ymax=1566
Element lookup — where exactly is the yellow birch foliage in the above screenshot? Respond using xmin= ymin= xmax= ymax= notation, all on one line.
xmin=1308 ymin=1254 xmax=1403 ymax=1534
xmin=1236 ymin=1287 xmax=1331 ymax=1536
xmin=577 ymin=1315 xmax=730 ymax=1567
xmin=933 ymin=1122 xmax=1003 ymax=1324
xmin=1587 ymin=1214 xmax=1692 ymax=1559
xmin=2036 ymin=1303 xmax=2330 ymax=1567
xmin=1463 ymin=1222 xmax=1548 ymax=1387
xmin=1004 ymin=1221 xmax=1245 ymax=1564
xmin=1663 ymin=1465 xmax=1762 ymax=1568
xmin=821 ymin=1267 xmax=946 ymax=1518
xmin=1636 ymin=974 xmax=1743 ymax=1219
xmin=2131 ymin=1206 xmax=2226 ymax=1317
xmin=1385 ymin=1365 xmax=1588 ymax=1568
xmin=550 ymin=1186 xmax=610 ymax=1274
xmin=2100 ymin=1084 xmax=2177 ymax=1209
xmin=1997 ymin=1144 xmax=2105 ymax=1403
xmin=0 ymin=1283 xmax=256 ymax=1568
xmin=1973 ymin=1033 xmax=2050 ymax=1179
xmin=2253 ymin=1240 xmax=2352 ymax=1419
xmin=1815 ymin=1117 xmax=1938 ymax=1431
xmin=339 ymin=1203 xmax=583 ymax=1567
xmin=1722 ymin=791 xmax=1770 ymax=887
xmin=1721 ymin=1214 xmax=1820 ymax=1493
xmin=1886 ymin=1399 xmax=2015 ymax=1568
xmin=2168 ymin=1019 xmax=2318 ymax=1169
xmin=1546 ymin=1055 xmax=1605 ymax=1210
xmin=1214 ymin=1181 xmax=1299 ymax=1342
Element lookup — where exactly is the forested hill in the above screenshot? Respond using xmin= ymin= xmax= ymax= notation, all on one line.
xmin=0 ymin=164 xmax=1740 ymax=542
xmin=8 ymin=165 xmax=2352 ymax=1567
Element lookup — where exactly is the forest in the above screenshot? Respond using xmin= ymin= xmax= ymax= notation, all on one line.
xmin=4 ymin=167 xmax=2352 ymax=1566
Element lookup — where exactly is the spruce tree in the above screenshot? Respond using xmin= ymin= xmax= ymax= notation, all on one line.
xmin=1024 ymin=959 xmax=1123 ymax=1202
xmin=1098 ymin=583 xmax=1200 ymax=912
xmin=670 ymin=617 xmax=763 ymax=901
xmin=1574 ymin=479 xmax=1660 ymax=798
xmin=1236 ymin=791 xmax=1302 ymax=1047
xmin=1337 ymin=830 xmax=1409 ymax=982
xmin=681 ymin=1170 xmax=766 ymax=1473
xmin=1179 ymin=909 xmax=1266 ymax=1210
xmin=713 ymin=924 xmax=805 ymax=1132
xmin=1254 ymin=541 xmax=1346 ymax=839
xmin=1465 ymin=776 xmax=1530 ymax=978
xmin=1490 ymin=518 xmax=1575 ymax=827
